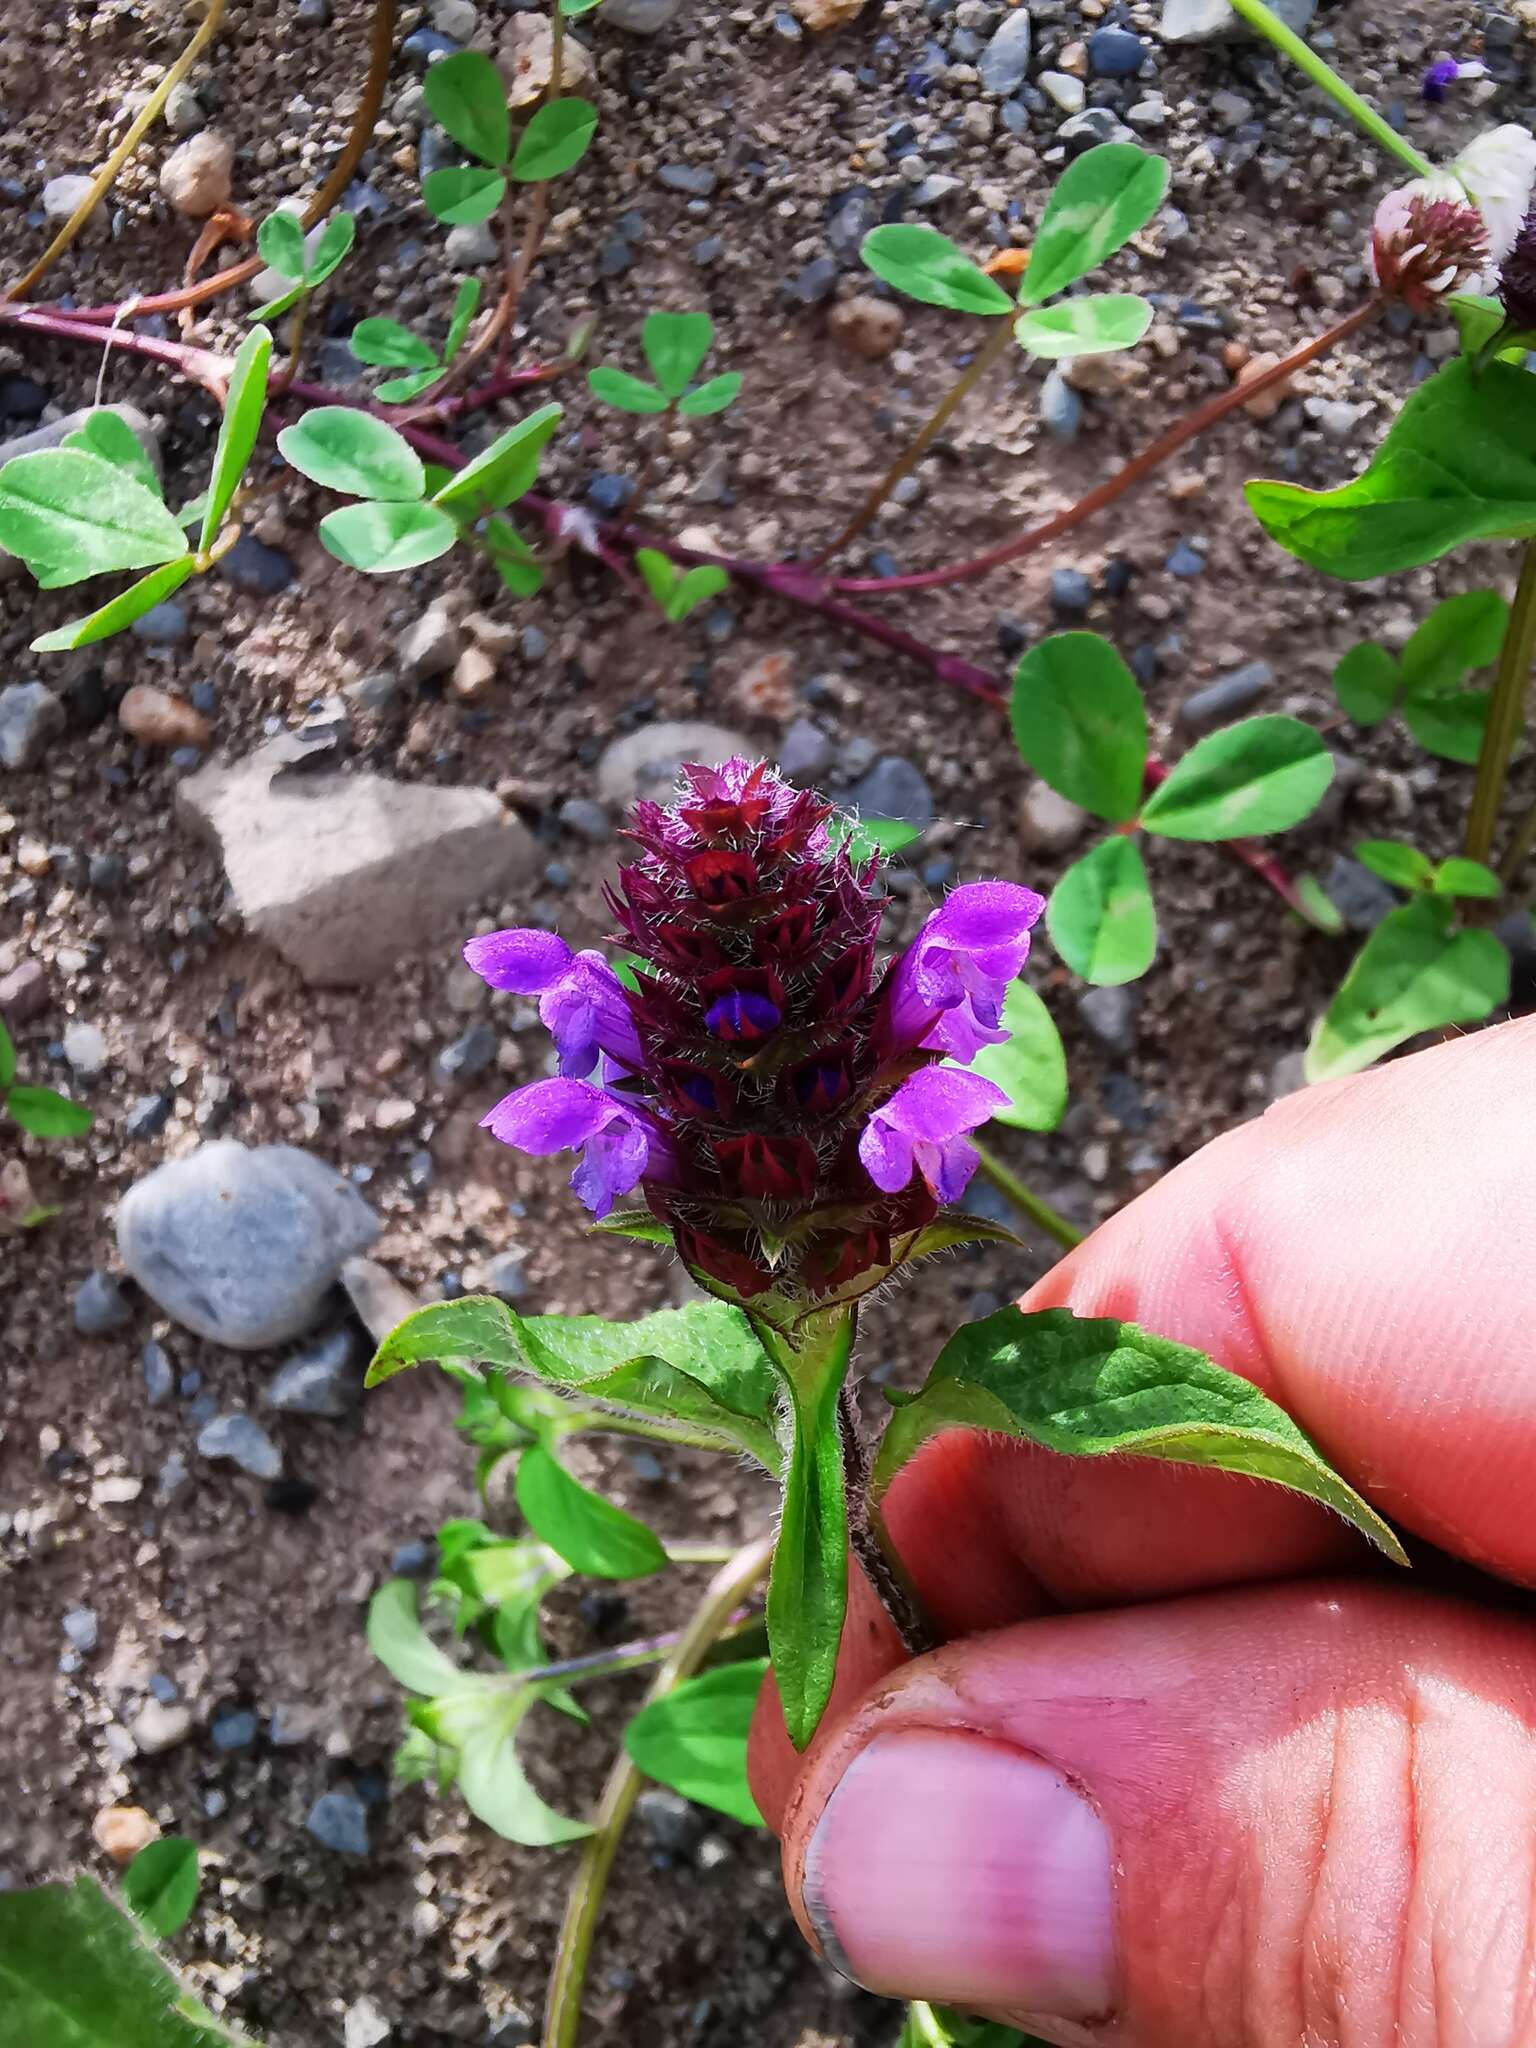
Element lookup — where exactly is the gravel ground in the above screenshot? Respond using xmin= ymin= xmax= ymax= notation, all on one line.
xmin=2 ymin=0 xmax=1535 ymax=2042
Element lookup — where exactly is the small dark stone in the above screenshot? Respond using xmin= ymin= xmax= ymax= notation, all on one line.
xmin=170 ymin=746 xmax=205 ymax=772
xmin=1049 ymin=568 xmax=1094 ymax=616
xmin=1322 ymin=854 xmax=1397 ymax=934
xmin=786 ymin=257 xmax=838 ymax=306
xmin=125 ymin=1092 xmax=173 ymax=1140
xmin=142 ymin=1340 xmax=175 ymax=1407
xmin=74 ymin=1270 xmax=133 ymax=1336
xmin=434 ymin=1019 xmax=497 ymax=1085
xmin=636 ymin=1787 xmax=706 ymax=1859
xmin=557 ymin=795 xmax=612 ymax=843
xmin=87 ymin=854 xmax=127 ymax=894
xmin=216 ymin=534 xmax=296 ymax=595
xmin=305 ymin=1788 xmax=370 ymax=1855
xmin=866 ymin=548 xmax=902 ymax=579
xmin=401 ymin=25 xmax=460 ymax=64
xmin=0 ymin=377 xmax=48 ymax=421
xmin=1165 ymin=541 xmax=1206 ymax=578
xmin=1088 ymin=26 xmax=1146 ymax=75
xmin=598 ymin=234 xmax=634 ymax=278
xmin=211 ymin=1705 xmax=259 ymax=1752
xmin=995 ymin=615 xmax=1028 ymax=659
xmin=586 ymin=473 xmax=635 ymax=515
xmin=847 ymin=755 xmax=935 ymax=831
xmin=1100 ymin=556 xmax=1134 ymax=598
xmin=657 ymin=164 xmax=717 ymax=197
xmin=266 ymin=1476 xmax=319 ymax=1515
xmin=483 ymin=1251 xmax=529 ymax=1302
xmin=390 ymin=1539 xmax=434 ymax=1577
xmin=296 ymin=0 xmax=332 ymax=22
xmin=578 ymin=1588 xmax=630 ymax=1637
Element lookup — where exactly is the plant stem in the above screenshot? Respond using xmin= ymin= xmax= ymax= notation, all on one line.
xmin=839 ymin=1383 xmax=934 ymax=1656
xmin=542 ymin=1534 xmax=775 ymax=2048
xmin=1226 ymin=0 xmax=1435 ymax=178
xmin=813 ymin=316 xmax=1017 ymax=567
xmin=970 ymin=1140 xmax=1085 ymax=1252
xmin=519 ymin=1609 xmax=759 ymax=1692
xmin=832 ymin=299 xmax=1382 ymax=596
xmin=3 ymin=0 xmax=230 ymax=302
xmin=1467 ymin=539 xmax=1536 ymax=864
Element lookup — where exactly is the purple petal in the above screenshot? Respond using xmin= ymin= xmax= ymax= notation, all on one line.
xmin=569 ymin=1117 xmax=651 ymax=1219
xmin=916 ymin=882 xmax=1046 ymax=989
xmin=704 ymin=990 xmax=781 ymax=1042
xmin=464 ymin=928 xmax=573 ymax=994
xmin=878 ymin=881 xmax=1044 ymax=1059
xmin=859 ymin=1066 xmax=1008 ymax=1201
xmin=858 ymin=1115 xmax=914 ymax=1195
xmin=541 ymin=953 xmax=643 ymax=1077
xmin=481 ymin=1076 xmax=611 ymax=1152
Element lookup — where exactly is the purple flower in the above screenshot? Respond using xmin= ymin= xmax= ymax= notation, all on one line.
xmin=480 ymin=1077 xmax=671 ymax=1219
xmin=464 ymin=929 xmax=641 ymax=1078
xmin=859 ymin=1067 xmax=1009 ymax=1205
xmin=1422 ymin=57 xmax=1484 ymax=103
xmin=876 ymin=881 xmax=1045 ymax=1063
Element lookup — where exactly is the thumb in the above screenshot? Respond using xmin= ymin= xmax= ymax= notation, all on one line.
xmin=781 ymin=1580 xmax=1536 ymax=2048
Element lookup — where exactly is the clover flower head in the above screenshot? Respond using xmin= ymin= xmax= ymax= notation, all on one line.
xmin=467 ymin=758 xmax=1044 ymax=1305
xmin=1369 ymin=179 xmax=1491 ymax=312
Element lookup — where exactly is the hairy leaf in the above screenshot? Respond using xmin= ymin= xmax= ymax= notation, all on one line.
xmin=1307 ymin=898 xmax=1510 ymax=1083
xmin=859 ymin=224 xmax=1012 ymax=315
xmin=0 ymin=450 xmax=188 ymax=589
xmin=625 ymin=1662 xmax=769 ymax=1826
xmin=1011 ymin=632 xmax=1148 ymax=822
xmin=1047 ymin=835 xmax=1157 ymax=985
xmin=1141 ymin=717 xmax=1333 ymax=841
xmin=769 ymin=1339 xmax=850 ymax=1751
xmin=1019 ymin=143 xmax=1169 ymax=305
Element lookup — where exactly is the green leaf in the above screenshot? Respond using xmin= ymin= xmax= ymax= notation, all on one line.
xmin=485 ymin=516 xmax=544 ymax=596
xmin=667 ymin=563 xmax=729 ymax=619
xmin=7 ymin=1086 xmax=93 ymax=1138
xmin=1047 ymin=835 xmax=1157 ymax=985
xmin=256 ymin=209 xmax=307 ymax=279
xmin=305 ymin=211 xmax=355 ymax=287
xmin=826 ymin=813 xmax=924 ymax=862
xmin=1019 ymin=143 xmax=1170 ymax=306
xmin=959 ymin=980 xmax=1067 ymax=1132
xmin=1402 ymin=688 xmax=1491 ymax=764
xmin=366 ymin=1296 xmax=784 ymax=1471
xmin=1449 ymin=291 xmax=1505 ymax=356
xmin=769 ymin=1338 xmax=850 ymax=1751
xmin=423 ymin=165 xmax=507 ymax=226
xmin=431 ymin=402 xmax=563 ymax=511
xmin=587 ymin=366 xmax=670 ymax=414
xmin=0 ymin=1878 xmax=247 ymax=2046
xmin=62 ymin=411 xmax=159 ymax=497
xmin=560 ymin=0 xmax=605 ymax=12
xmin=1306 ymin=898 xmax=1510 ymax=1083
xmin=514 ymin=1442 xmax=666 ymax=1579
xmin=677 ymin=372 xmax=742 ymax=417
xmin=1354 ymin=839 xmax=1434 ymax=892
xmin=875 ymin=1306 xmax=1407 ymax=1565
xmin=1010 ymin=632 xmax=1148 ymax=823
xmin=859 ymin=223 xmax=1013 ymax=315
xmin=0 ymin=1016 xmax=14 ymax=1089
xmin=122 ymin=1840 xmax=200 ymax=1941
xmin=0 ymin=450 xmax=189 ymax=589
xmin=277 ymin=408 xmax=425 ymax=502
xmin=1294 ymin=874 xmax=1346 ymax=936
xmin=317 ymin=500 xmax=460 ymax=573
xmin=1433 ymin=856 xmax=1502 ymax=899
xmin=510 ymin=96 xmax=599 ymax=182
xmin=350 ymin=317 xmax=439 ymax=370
xmin=30 ymin=556 xmax=196 ymax=654
xmin=1245 ymin=358 xmax=1536 ymax=580
xmin=1399 ymin=589 xmax=1508 ymax=696
xmin=369 ymin=1577 xmax=495 ymax=1696
xmin=642 ymin=311 xmax=714 ymax=398
xmin=444 ymin=276 xmax=483 ymax=362
xmin=250 ymin=278 xmax=308 ymax=321
xmin=202 ymin=323 xmax=273 ymax=552
xmin=625 ymin=1662 xmax=769 ymax=1826
xmin=375 ymin=368 xmax=444 ymax=404
xmin=1333 ymin=641 xmax=1398 ymax=725
xmin=1141 ymin=716 xmax=1333 ymax=841
xmin=424 ymin=49 xmax=510 ymax=166
xmin=1013 ymin=292 xmax=1152 ymax=359
xmin=900 ymin=2004 xmax=1040 ymax=2048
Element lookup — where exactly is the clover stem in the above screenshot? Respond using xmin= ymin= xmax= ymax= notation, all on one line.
xmin=1467 ymin=538 xmax=1536 ymax=864
xmin=542 ymin=1534 xmax=774 ymax=2048
xmin=1225 ymin=0 xmax=1435 ymax=179
xmin=812 ymin=314 xmax=1018 ymax=568
xmin=970 ymin=1140 xmax=1085 ymax=1253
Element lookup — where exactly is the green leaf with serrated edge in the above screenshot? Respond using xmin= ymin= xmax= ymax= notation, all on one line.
xmin=1019 ymin=142 xmax=1169 ymax=306
xmin=31 ymin=556 xmax=196 ymax=654
xmin=1047 ymin=835 xmax=1157 ymax=985
xmin=1141 ymin=716 xmax=1333 ymax=842
xmin=511 ymin=96 xmax=599 ymax=182
xmin=875 ymin=1307 xmax=1407 ymax=1562
xmin=1246 ymin=358 xmax=1536 ymax=580
xmin=958 ymin=980 xmax=1067 ymax=1132
xmin=424 ymin=49 xmax=510 ymax=166
xmin=305 ymin=211 xmax=355 ymax=286
xmin=62 ymin=411 xmax=159 ymax=496
xmin=1434 ymin=856 xmax=1502 ymax=899
xmin=768 ymin=1319 xmax=852 ymax=1750
xmin=515 ymin=1442 xmax=666 ymax=1579
xmin=0 ymin=1017 xmax=14 ymax=1089
xmin=350 ymin=317 xmax=439 ymax=370
xmin=1306 ymin=898 xmax=1510 ymax=1084
xmin=1403 ymin=688 xmax=1490 ymax=764
xmin=1013 ymin=292 xmax=1152 ymax=359
xmin=7 ymin=1086 xmax=93 ymax=1138
xmin=277 ymin=408 xmax=424 ymax=502
xmin=444 ymin=276 xmax=483 ymax=362
xmin=625 ymin=1662 xmax=769 ymax=1826
xmin=0 ymin=1877 xmax=248 ymax=2046
xmin=423 ymin=164 xmax=507 ymax=225
xmin=202 ymin=324 xmax=272 ymax=552
xmin=366 ymin=1296 xmax=784 ymax=1471
xmin=1354 ymin=839 xmax=1434 ymax=892
xmin=587 ymin=366 xmax=670 ymax=413
xmin=590 ymin=1206 xmax=672 ymax=1242
xmin=375 ymin=367 xmax=444 ymax=403
xmin=668 ymin=563 xmax=729 ymax=619
xmin=432 ymin=403 xmax=563 ymax=512
xmin=677 ymin=372 xmax=742 ymax=417
xmin=642 ymin=310 xmax=714 ymax=397
xmin=1400 ymin=589 xmax=1508 ymax=698
xmin=1333 ymin=641 xmax=1398 ymax=725
xmin=122 ymin=1839 xmax=199 ymax=1941
xmin=859 ymin=223 xmax=1013 ymax=314
xmin=1294 ymin=874 xmax=1345 ymax=935
xmin=256 ymin=208 xmax=306 ymax=279
xmin=0 ymin=449 xmax=189 ymax=589
xmin=1011 ymin=632 xmax=1148 ymax=822
xmin=318 ymin=500 xmax=460 ymax=573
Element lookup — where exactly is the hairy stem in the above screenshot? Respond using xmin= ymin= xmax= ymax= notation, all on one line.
xmin=518 ymin=1608 xmax=759 ymax=1692
xmin=813 ymin=315 xmax=1017 ymax=567
xmin=542 ymin=1534 xmax=774 ymax=2048
xmin=3 ymin=0 xmax=230 ymax=302
xmin=970 ymin=1140 xmax=1085 ymax=1253
xmin=1467 ymin=539 xmax=1536 ymax=864
xmin=1227 ymin=0 xmax=1435 ymax=178
xmin=839 ymin=1383 xmax=935 ymax=1656
xmin=830 ymin=299 xmax=1381 ymax=597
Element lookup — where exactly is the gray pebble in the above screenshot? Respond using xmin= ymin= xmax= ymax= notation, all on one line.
xmin=163 ymin=82 xmax=206 ymax=135
xmin=977 ymin=9 xmax=1032 ymax=93
xmin=1059 ymin=108 xmax=1134 ymax=152
xmin=777 ymin=717 xmax=834 ymax=784
xmin=520 ymin=627 xmax=548 ymax=661
xmin=1049 ymin=569 xmax=1094 ymax=616
xmin=130 ymin=1699 xmax=193 ymax=1754
xmin=306 ymin=1788 xmax=371 ymax=1856
xmin=74 ymin=1270 xmax=133 ymax=1336
xmin=344 ymin=672 xmax=402 ymax=716
xmin=1180 ymin=660 xmax=1273 ymax=728
xmin=1322 ymin=854 xmax=1397 ymax=933
xmin=217 ymin=534 xmax=296 ymax=596
xmin=0 ymin=682 xmax=65 ymax=771
xmin=1165 ymin=541 xmax=1206 ymax=578
xmin=435 ymin=1019 xmax=497 ymax=1085
xmin=847 ymin=756 xmax=935 ymax=831
xmin=1088 ymin=26 xmax=1146 ymax=75
xmin=63 ymin=1020 xmax=107 ymax=1078
xmin=1077 ymin=984 xmax=1139 ymax=1052
xmin=390 ymin=1539 xmax=434 ymax=1577
xmin=445 ymin=221 xmax=499 ymax=267
xmin=265 ymin=1326 xmax=360 ymax=1417
xmin=198 ymin=1413 xmax=284 ymax=1479
xmin=786 ymin=257 xmax=838 ymax=306
xmin=1160 ymin=0 xmax=1314 ymax=40
xmin=142 ymin=1340 xmax=175 ymax=1407
xmin=1041 ymin=367 xmax=1083 ymax=442
xmin=637 ymin=1787 xmax=705 ymax=1858
xmin=657 ymin=165 xmax=716 ymax=198
xmin=63 ymin=1607 xmax=98 ymax=1652
xmin=483 ymin=1251 xmax=529 ymax=1302
xmin=602 ymin=0 xmax=680 ymax=29
xmin=557 ymin=796 xmax=612 ymax=844
xmin=211 ymin=1705 xmax=259 ymax=1752
xmin=41 ymin=173 xmax=96 ymax=228
xmin=125 ymin=1092 xmax=172 ymax=1140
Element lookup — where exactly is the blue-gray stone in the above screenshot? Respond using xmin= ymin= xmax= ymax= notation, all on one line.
xmin=787 ymin=257 xmax=838 ymax=306
xmin=557 ymin=795 xmax=611 ymax=843
xmin=149 ymin=1673 xmax=179 ymax=1703
xmin=777 ymin=717 xmax=834 ymax=784
xmin=521 ymin=626 xmax=548 ymax=660
xmin=306 ymin=1788 xmax=370 ymax=1856
xmin=390 ymin=1539 xmax=434 ymax=1577
xmin=636 ymin=1787 xmax=705 ymax=1858
xmin=211 ymin=1706 xmax=258 ymax=1752
xmin=217 ymin=534 xmax=295 ymax=596
xmin=74 ymin=1270 xmax=133 ymax=1336
xmin=297 ymin=0 xmax=333 ymax=22
xmin=977 ymin=9 xmax=1032 ymax=93
xmin=63 ymin=1607 xmax=98 ymax=1652
xmin=598 ymin=233 xmax=634 ymax=278
xmin=1050 ymin=568 xmax=1094 ymax=616
xmin=125 ymin=1092 xmax=172 ymax=1141
xmin=198 ymin=1412 xmax=284 ymax=1479
xmin=117 ymin=1141 xmax=380 ymax=1350
xmin=1322 ymin=854 xmax=1397 ymax=933
xmin=1181 ymin=659 xmax=1273 ymax=728
xmin=847 ymin=756 xmax=935 ymax=832
xmin=484 ymin=1251 xmax=529 ymax=1302
xmin=1088 ymin=26 xmax=1146 ymax=74
xmin=1160 ymin=0 xmax=1314 ymax=42
xmin=265 ymin=1325 xmax=359 ymax=1417
xmin=88 ymin=853 xmax=127 ymax=894
xmin=1165 ymin=541 xmax=1206 ymax=578
xmin=1040 ymin=367 xmax=1082 ymax=441
xmin=434 ymin=1019 xmax=497 ymax=1085
xmin=1059 ymin=108 xmax=1132 ymax=153
xmin=402 ymin=25 xmax=460 ymax=63
xmin=0 ymin=682 xmax=65 ymax=771
xmin=657 ymin=164 xmax=716 ymax=197
xmin=131 ymin=602 xmax=188 ymax=645
xmin=142 ymin=1339 xmax=175 ymax=1407
xmin=586 ymin=473 xmax=634 ymax=515
xmin=1077 ymin=984 xmax=1139 ymax=1052
xmin=692 ymin=235 xmax=725 ymax=267
xmin=826 ymin=187 xmax=883 ymax=266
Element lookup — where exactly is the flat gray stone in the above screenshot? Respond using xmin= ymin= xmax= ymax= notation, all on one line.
xmin=198 ymin=1412 xmax=284 ymax=1478
xmin=596 ymin=721 xmax=749 ymax=808
xmin=978 ymin=9 xmax=1032 ymax=93
xmin=1180 ymin=660 xmax=1274 ymax=729
xmin=1160 ymin=0 xmax=1315 ymax=40
xmin=265 ymin=1326 xmax=360 ymax=1416
xmin=117 ymin=1140 xmax=380 ymax=1350
xmin=177 ymin=736 xmax=538 ymax=985
xmin=602 ymin=0 xmax=681 ymax=30
xmin=341 ymin=1256 xmax=420 ymax=1346
xmin=0 ymin=683 xmax=65 ymax=771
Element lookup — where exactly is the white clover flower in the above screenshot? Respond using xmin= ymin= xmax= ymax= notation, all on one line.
xmin=1451 ymin=124 xmax=1536 ymax=264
